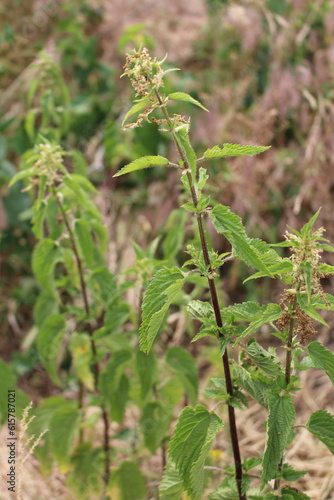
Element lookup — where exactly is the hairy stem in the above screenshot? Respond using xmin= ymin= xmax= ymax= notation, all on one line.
xmin=55 ymin=192 xmax=111 ymax=488
xmin=154 ymin=89 xmax=245 ymax=500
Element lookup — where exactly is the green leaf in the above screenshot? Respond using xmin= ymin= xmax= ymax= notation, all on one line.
xmin=166 ymin=346 xmax=199 ymax=405
xmin=281 ymin=487 xmax=311 ymax=500
xmin=307 ymin=341 xmax=334 ymax=384
xmin=208 ymin=475 xmax=251 ymax=499
xmin=222 ymin=302 xmax=282 ymax=342
xmin=203 ymin=144 xmax=271 ymax=159
xmin=33 ymin=291 xmax=59 ymax=327
xmin=74 ymin=219 xmax=95 ymax=269
xmin=136 ymin=349 xmax=156 ymax=400
xmin=187 ymin=300 xmax=213 ymax=320
xmin=32 ymin=239 xmax=62 ymax=292
xmin=67 ymin=444 xmax=104 ymax=499
xmin=109 ymin=374 xmax=130 ymax=423
xmin=140 ymin=267 xmax=185 ymax=353
xmin=49 ymin=400 xmax=80 ymax=473
xmin=69 ymin=333 xmax=94 ymax=391
xmin=300 ymin=208 xmax=321 ymax=236
xmin=159 ymin=463 xmax=187 ymax=500
xmin=108 ymin=461 xmax=147 ymax=500
xmin=261 ymin=393 xmax=296 ymax=487
xmin=122 ymin=96 xmax=151 ymax=125
xmin=245 ymin=340 xmax=282 ymax=378
xmin=306 ymin=410 xmax=334 ymax=454
xmin=37 ymin=314 xmax=66 ymax=385
xmin=169 ymin=405 xmax=223 ymax=500
xmin=113 ymin=155 xmax=170 ymax=177
xmin=88 ymin=267 xmax=117 ymax=307
xmin=209 ymin=205 xmax=274 ymax=277
xmin=297 ymin=294 xmax=329 ymax=327
xmin=168 ymin=92 xmax=208 ymax=112
xmin=99 ymin=350 xmax=132 ymax=399
xmin=281 ymin=464 xmax=307 ymax=481
xmin=174 ymin=125 xmax=197 ymax=182
xmin=9 ymin=167 xmax=37 ymax=186
xmin=233 ymin=365 xmax=273 ymax=408
xmin=140 ymin=401 xmax=172 ymax=453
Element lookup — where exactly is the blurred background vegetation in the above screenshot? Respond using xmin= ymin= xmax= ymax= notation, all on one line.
xmin=0 ymin=0 xmax=334 ymax=497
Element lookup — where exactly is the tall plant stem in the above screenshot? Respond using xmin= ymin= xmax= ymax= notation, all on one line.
xmin=55 ymin=192 xmax=111 ymax=489
xmin=154 ymin=89 xmax=245 ymax=500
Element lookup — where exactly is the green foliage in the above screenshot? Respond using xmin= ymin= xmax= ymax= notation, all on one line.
xmin=306 ymin=410 xmax=334 ymax=454
xmin=169 ymin=405 xmax=223 ymax=500
xmin=261 ymin=393 xmax=296 ymax=487
xmin=159 ymin=463 xmax=187 ymax=500
xmin=108 ymin=461 xmax=147 ymax=500
xmin=209 ymin=205 xmax=276 ymax=277
xmin=203 ymin=144 xmax=271 ymax=159
xmin=37 ymin=314 xmax=66 ymax=384
xmin=307 ymin=341 xmax=334 ymax=384
xmin=139 ymin=267 xmax=185 ymax=353
xmin=113 ymin=155 xmax=170 ymax=177
xmin=49 ymin=401 xmax=81 ymax=472
xmin=165 ymin=346 xmax=199 ymax=406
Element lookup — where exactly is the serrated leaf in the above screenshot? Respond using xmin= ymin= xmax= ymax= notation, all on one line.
xmin=203 ymin=144 xmax=271 ymax=159
xmin=281 ymin=487 xmax=311 ymax=499
xmin=297 ymin=294 xmax=329 ymax=327
xmin=136 ymin=349 xmax=156 ymax=400
xmin=209 ymin=205 xmax=274 ymax=277
xmin=208 ymin=475 xmax=252 ymax=500
xmin=168 ymin=92 xmax=208 ymax=112
xmin=122 ymin=96 xmax=151 ymax=125
xmin=166 ymin=346 xmax=198 ymax=405
xmin=307 ymin=341 xmax=334 ymax=384
xmin=159 ymin=462 xmax=187 ymax=500
xmin=113 ymin=155 xmax=170 ymax=177
xmin=140 ymin=267 xmax=185 ymax=353
xmin=169 ymin=405 xmax=223 ymax=500
xmin=281 ymin=464 xmax=307 ymax=481
xmin=261 ymin=393 xmax=296 ymax=487
xmin=174 ymin=126 xmax=197 ymax=182
xmin=108 ymin=461 xmax=147 ymax=500
xmin=233 ymin=365 xmax=273 ymax=408
xmin=49 ymin=400 xmax=80 ymax=473
xmin=187 ymin=300 xmax=213 ymax=320
xmin=306 ymin=410 xmax=334 ymax=454
xmin=32 ymin=239 xmax=62 ymax=292
xmin=245 ymin=340 xmax=282 ymax=378
xmin=222 ymin=302 xmax=282 ymax=342
xmin=37 ymin=314 xmax=66 ymax=385
xmin=140 ymin=401 xmax=172 ymax=453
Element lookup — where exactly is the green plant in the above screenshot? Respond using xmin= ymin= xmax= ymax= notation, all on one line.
xmin=7 ymin=52 xmax=201 ymax=500
xmin=114 ymin=47 xmax=334 ymax=500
